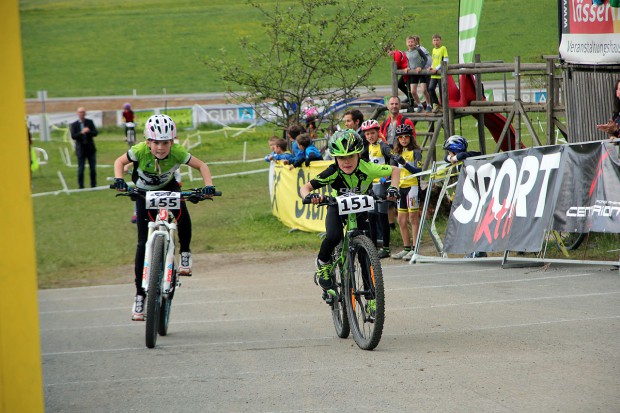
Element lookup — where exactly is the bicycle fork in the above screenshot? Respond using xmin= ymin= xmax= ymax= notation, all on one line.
xmin=142 ymin=222 xmax=178 ymax=294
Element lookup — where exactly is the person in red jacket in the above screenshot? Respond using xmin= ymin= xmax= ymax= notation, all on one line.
xmin=385 ymin=44 xmax=412 ymax=106
xmin=380 ymin=96 xmax=416 ymax=148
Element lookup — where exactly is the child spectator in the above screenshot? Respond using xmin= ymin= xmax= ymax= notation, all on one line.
xmin=289 ymin=133 xmax=322 ymax=169
xmin=390 ymin=124 xmax=423 ymax=262
xmin=428 ymin=34 xmax=449 ymax=114
xmin=408 ymin=36 xmax=433 ymax=113
xmin=286 ymin=124 xmax=306 ymax=159
xmin=385 ymin=43 xmax=412 ymax=106
xmin=443 ymin=135 xmax=481 ymax=165
xmin=442 ymin=135 xmax=486 ymax=258
xmin=362 ymin=119 xmax=393 ymax=258
xmin=265 ymin=136 xmax=294 ymax=163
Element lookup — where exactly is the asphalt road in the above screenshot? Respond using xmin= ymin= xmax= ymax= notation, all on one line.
xmin=39 ymin=253 xmax=620 ymax=413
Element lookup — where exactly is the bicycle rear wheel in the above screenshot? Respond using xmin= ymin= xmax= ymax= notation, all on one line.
xmin=145 ymin=235 xmax=165 ymax=348
xmin=344 ymin=235 xmax=385 ymax=350
xmin=557 ymin=232 xmax=587 ymax=251
xmin=330 ymin=244 xmax=350 ymax=339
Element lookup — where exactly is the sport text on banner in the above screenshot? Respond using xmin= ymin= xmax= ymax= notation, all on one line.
xmin=444 ymin=146 xmax=564 ymax=253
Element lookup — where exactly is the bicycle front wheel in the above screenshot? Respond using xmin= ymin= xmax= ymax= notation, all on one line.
xmin=344 ymin=235 xmax=385 ymax=351
xmin=145 ymin=235 xmax=165 ymax=348
xmin=158 ymin=271 xmax=175 ymax=336
xmin=330 ymin=245 xmax=350 ymax=339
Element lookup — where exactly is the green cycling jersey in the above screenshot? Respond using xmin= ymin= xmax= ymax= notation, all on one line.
xmin=309 ymin=159 xmax=394 ymax=196
xmin=127 ymin=142 xmax=191 ymax=190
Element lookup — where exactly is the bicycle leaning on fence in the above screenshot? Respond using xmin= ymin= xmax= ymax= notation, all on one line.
xmin=303 ymin=193 xmax=386 ymax=351
xmin=111 ymin=186 xmax=222 ymax=349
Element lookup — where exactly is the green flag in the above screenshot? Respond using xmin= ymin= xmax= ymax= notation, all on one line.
xmin=459 ymin=0 xmax=484 ymax=64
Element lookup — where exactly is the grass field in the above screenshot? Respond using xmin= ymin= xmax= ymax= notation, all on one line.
xmin=23 ymin=0 xmax=616 ymax=289
xmin=19 ymin=0 xmax=559 ymax=98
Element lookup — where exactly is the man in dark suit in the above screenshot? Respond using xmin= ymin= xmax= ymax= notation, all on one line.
xmin=70 ymin=107 xmax=98 ymax=188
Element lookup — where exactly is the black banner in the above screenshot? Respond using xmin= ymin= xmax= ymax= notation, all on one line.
xmin=553 ymin=142 xmax=620 ymax=233
xmin=444 ymin=146 xmax=564 ymax=253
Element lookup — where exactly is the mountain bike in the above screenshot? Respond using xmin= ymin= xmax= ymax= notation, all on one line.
xmin=112 ymin=186 xmax=221 ymax=348
xmin=303 ymin=193 xmax=385 ymax=351
xmin=125 ymin=122 xmax=136 ymax=147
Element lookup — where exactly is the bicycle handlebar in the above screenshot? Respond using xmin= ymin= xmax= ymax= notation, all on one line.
xmin=109 ymin=185 xmax=223 ymax=201
xmin=301 ymin=193 xmax=395 ymax=207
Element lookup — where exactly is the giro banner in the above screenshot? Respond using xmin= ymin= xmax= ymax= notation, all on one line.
xmin=553 ymin=141 xmax=620 ymax=233
xmin=444 ymin=146 xmax=564 ymax=253
xmin=269 ymin=160 xmax=333 ymax=232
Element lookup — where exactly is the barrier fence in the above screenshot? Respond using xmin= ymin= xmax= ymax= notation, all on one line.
xmin=268 ymin=141 xmax=620 ymax=268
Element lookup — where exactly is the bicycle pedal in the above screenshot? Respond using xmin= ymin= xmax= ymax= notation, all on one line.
xmin=322 ymin=290 xmax=336 ymax=304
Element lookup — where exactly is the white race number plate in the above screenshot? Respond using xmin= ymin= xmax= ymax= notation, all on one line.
xmin=336 ymin=194 xmax=375 ymax=215
xmin=146 ymin=191 xmax=181 ymax=209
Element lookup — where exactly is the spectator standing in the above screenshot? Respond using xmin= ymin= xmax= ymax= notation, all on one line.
xmin=380 ymin=96 xmax=416 ymax=147
xmin=408 ymin=35 xmax=433 ymax=113
xmin=362 ymin=119 xmax=393 ymax=258
xmin=385 ymin=43 xmax=412 ymax=106
xmin=428 ymin=34 xmax=449 ymax=114
xmin=70 ymin=107 xmax=98 ymax=188
xmin=343 ymin=109 xmax=368 ymax=160
xmin=390 ymin=124 xmax=423 ymax=261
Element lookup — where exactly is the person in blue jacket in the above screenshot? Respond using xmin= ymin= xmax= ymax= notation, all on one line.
xmin=288 ymin=133 xmax=322 ymax=168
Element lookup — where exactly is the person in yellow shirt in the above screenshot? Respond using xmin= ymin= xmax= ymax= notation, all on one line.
xmin=428 ymin=34 xmax=449 ymax=113
xmin=390 ymin=124 xmax=423 ymax=261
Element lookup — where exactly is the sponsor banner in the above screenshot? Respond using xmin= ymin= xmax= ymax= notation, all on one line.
xmin=193 ymin=104 xmax=258 ymax=126
xmin=269 ymin=160 xmax=334 ymax=232
xmin=444 ymin=146 xmax=564 ymax=253
xmin=553 ymin=141 xmax=620 ymax=233
xmin=559 ymin=0 xmax=620 ymax=64
xmin=27 ymin=111 xmax=103 ymax=134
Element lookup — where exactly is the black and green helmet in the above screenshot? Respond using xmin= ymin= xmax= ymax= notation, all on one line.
xmin=328 ymin=129 xmax=364 ymax=157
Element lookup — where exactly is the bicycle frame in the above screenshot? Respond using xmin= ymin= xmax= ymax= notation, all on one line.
xmin=142 ymin=208 xmax=178 ymax=295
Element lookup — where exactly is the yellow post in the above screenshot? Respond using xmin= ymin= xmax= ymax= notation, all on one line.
xmin=0 ymin=1 xmax=45 ymax=412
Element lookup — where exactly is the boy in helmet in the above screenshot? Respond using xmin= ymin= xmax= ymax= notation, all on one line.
xmin=113 ymin=114 xmax=216 ymax=321
xmin=442 ymin=135 xmax=485 ymax=258
xmin=299 ymin=129 xmax=400 ymax=292
xmin=443 ymin=134 xmax=481 ymax=164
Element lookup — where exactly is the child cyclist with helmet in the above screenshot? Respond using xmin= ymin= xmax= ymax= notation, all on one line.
xmin=113 ymin=114 xmax=216 ymax=321
xmin=361 ymin=119 xmax=394 ymax=259
xmin=299 ymin=129 xmax=400 ymax=292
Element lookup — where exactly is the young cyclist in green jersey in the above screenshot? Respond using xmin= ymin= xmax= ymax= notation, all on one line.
xmin=113 ymin=114 xmax=216 ymax=321
xmin=299 ymin=129 xmax=400 ymax=291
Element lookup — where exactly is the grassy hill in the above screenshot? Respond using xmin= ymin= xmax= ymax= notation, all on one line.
xmin=20 ymin=0 xmax=559 ymax=98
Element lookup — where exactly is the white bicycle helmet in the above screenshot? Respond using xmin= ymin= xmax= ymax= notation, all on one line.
xmin=361 ymin=119 xmax=380 ymax=131
xmin=144 ymin=114 xmax=177 ymax=141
